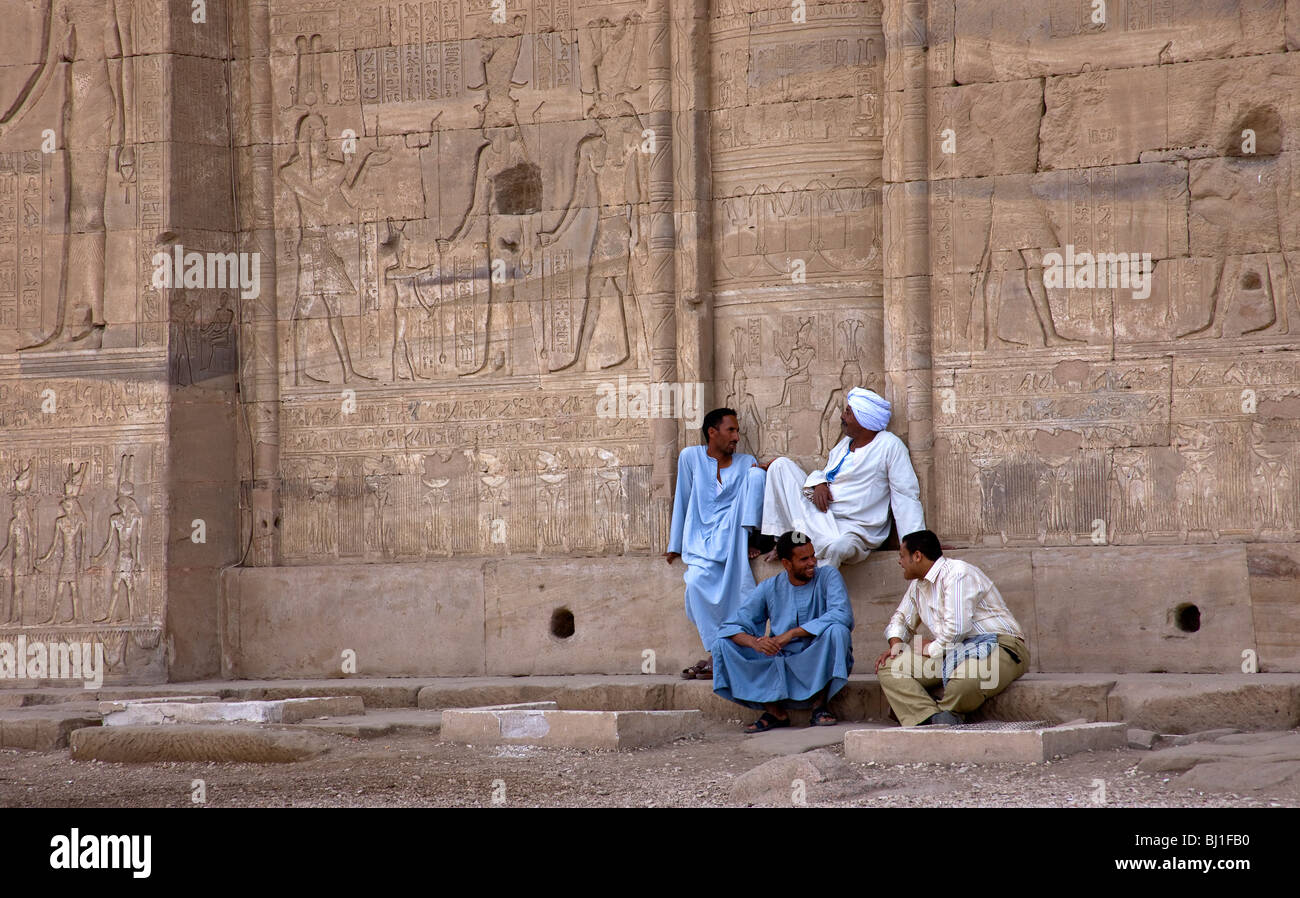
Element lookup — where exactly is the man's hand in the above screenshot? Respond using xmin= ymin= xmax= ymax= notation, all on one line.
xmin=873 ymin=639 xmax=905 ymax=673
xmin=811 ymin=482 xmax=833 ymax=513
xmin=753 ymin=635 xmax=782 ymax=656
xmin=664 ymin=552 xmax=680 ymax=566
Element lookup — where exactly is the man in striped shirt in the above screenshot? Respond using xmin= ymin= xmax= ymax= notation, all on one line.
xmin=874 ymin=530 xmax=1029 ymax=726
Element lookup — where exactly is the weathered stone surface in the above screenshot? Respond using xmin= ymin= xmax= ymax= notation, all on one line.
xmin=0 ymin=710 xmax=101 ymax=751
xmin=1031 ymin=546 xmax=1254 ymax=672
xmin=101 ymin=695 xmax=364 ymax=726
xmin=979 ymin=676 xmax=1116 ymax=723
xmin=1108 ymin=676 xmax=1300 ymax=732
xmin=740 ymin=722 xmax=885 ymax=757
xmin=440 ymin=704 xmax=702 ymax=751
xmin=1128 ymin=728 xmax=1158 ymax=750
xmin=1250 ymin=545 xmax=1300 ymax=670
xmin=1137 ymin=731 xmax=1300 ymax=791
xmin=730 ymin=749 xmax=857 ymax=804
xmin=954 ymin=0 xmax=1286 ymax=83
xmin=69 ymin=725 xmax=330 ymax=763
xmin=930 ymin=79 xmax=1043 ymax=178
xmin=1154 ymin=727 xmax=1242 ymax=748
xmin=844 ymin=722 xmax=1126 ymax=764
xmin=290 ymin=709 xmax=444 ymax=739
xmin=1041 ymin=55 xmax=1300 ymax=170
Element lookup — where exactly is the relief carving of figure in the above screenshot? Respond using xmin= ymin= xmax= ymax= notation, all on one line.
xmin=2 ymin=0 xmax=135 ymax=350
xmin=93 ymin=455 xmax=143 ymax=622
xmin=38 ymin=462 xmax=88 ymax=623
xmin=0 ymin=461 xmax=37 ymax=625
xmin=280 ymin=112 xmax=390 ymax=384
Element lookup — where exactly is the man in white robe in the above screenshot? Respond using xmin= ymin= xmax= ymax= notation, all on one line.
xmin=762 ymin=388 xmax=923 ymax=568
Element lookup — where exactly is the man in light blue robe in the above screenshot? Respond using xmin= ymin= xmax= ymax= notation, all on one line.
xmin=712 ymin=530 xmax=855 ymax=731
xmin=667 ymin=408 xmax=767 ymax=679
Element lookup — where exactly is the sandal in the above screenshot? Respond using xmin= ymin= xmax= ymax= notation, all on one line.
xmin=744 ymin=712 xmax=791 ymax=734
xmin=810 ymin=706 xmax=838 ymax=727
xmin=680 ymin=658 xmax=712 ymax=680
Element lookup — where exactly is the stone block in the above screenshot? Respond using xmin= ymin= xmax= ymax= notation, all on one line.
xmin=1030 ymin=546 xmax=1254 ymax=672
xmin=69 ymin=725 xmax=330 ymax=763
xmin=101 ymin=695 xmax=365 ymax=726
xmin=844 ymin=721 xmax=1126 ymax=764
xmin=0 ymin=712 xmax=101 ymax=751
xmin=730 ymin=749 xmax=857 ymax=803
xmin=1249 ymin=545 xmax=1300 ymax=671
xmin=930 ymin=79 xmax=1042 ymax=178
xmin=222 ymin=563 xmax=485 ymax=678
xmin=954 ymin=0 xmax=1286 ymax=84
xmin=1107 ymin=676 xmax=1300 ymax=732
xmin=440 ymin=705 xmax=703 ymax=751
xmin=979 ymin=676 xmax=1116 ymax=723
xmin=484 ymin=557 xmax=700 ymax=677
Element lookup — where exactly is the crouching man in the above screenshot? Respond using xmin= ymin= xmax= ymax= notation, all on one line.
xmin=874 ymin=530 xmax=1029 ymax=726
xmin=713 ymin=531 xmax=854 ymax=733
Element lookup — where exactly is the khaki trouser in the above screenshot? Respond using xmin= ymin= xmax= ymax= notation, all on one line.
xmin=876 ymin=634 xmax=1029 ymax=727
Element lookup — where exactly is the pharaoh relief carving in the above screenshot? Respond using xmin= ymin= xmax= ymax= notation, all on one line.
xmin=0 ymin=0 xmax=161 ymax=353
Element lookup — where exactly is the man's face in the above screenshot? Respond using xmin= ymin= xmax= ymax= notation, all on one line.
xmin=783 ymin=542 xmax=818 ymax=582
xmin=708 ymin=415 xmax=741 ymax=456
xmin=897 ymin=545 xmax=927 ymax=580
xmin=840 ymin=405 xmax=863 ymax=435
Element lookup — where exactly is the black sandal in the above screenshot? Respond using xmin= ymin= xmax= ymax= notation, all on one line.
xmin=810 ymin=706 xmax=838 ymax=727
xmin=744 ymin=712 xmax=791 ymax=733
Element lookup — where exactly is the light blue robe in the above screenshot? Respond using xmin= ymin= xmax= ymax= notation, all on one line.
xmin=711 ymin=566 xmax=855 ymax=710
xmin=668 ymin=446 xmax=766 ymax=651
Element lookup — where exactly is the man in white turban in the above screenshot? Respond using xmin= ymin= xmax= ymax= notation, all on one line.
xmin=762 ymin=388 xmax=924 ymax=568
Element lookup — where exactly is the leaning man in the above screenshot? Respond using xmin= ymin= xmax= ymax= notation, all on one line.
xmin=874 ymin=530 xmax=1028 ymax=726
xmin=713 ymin=531 xmax=854 ymax=732
xmin=667 ymin=408 xmax=767 ymax=680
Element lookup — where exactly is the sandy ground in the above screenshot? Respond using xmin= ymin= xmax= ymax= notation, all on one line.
xmin=3 ymin=722 xmax=1297 ymax=808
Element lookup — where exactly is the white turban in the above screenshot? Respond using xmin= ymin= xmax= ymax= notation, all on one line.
xmin=847 ymin=387 xmax=891 ymax=431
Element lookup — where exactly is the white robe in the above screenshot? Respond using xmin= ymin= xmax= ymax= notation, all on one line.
xmin=762 ymin=432 xmax=924 ymax=568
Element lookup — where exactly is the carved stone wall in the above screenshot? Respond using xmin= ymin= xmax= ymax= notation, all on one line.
xmin=5 ymin=0 xmax=1300 ymax=682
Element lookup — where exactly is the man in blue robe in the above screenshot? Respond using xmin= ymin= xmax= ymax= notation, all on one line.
xmin=712 ymin=530 xmax=855 ymax=732
xmin=667 ymin=408 xmax=767 ymax=680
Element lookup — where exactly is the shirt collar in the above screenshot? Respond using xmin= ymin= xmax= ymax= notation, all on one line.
xmin=922 ymin=556 xmax=946 ymax=584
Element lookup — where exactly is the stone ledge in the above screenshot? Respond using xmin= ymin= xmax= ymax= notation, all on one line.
xmin=69 ymin=725 xmax=330 ymax=763
xmin=440 ymin=703 xmax=703 ymax=750
xmin=843 ymin=722 xmax=1128 ymax=764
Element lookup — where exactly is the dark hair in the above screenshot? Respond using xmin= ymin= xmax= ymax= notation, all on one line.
xmin=701 ymin=407 xmax=738 ymax=442
xmin=900 ymin=529 xmax=942 ymax=561
xmin=776 ymin=530 xmax=813 ymax=561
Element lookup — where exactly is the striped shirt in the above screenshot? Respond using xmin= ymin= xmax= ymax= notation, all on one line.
xmin=884 ymin=556 xmax=1025 ymax=658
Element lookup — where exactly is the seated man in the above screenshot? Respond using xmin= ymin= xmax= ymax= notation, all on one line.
xmin=762 ymin=387 xmax=923 ymax=568
xmin=712 ymin=531 xmax=854 ymax=732
xmin=874 ymin=529 xmax=1029 ymax=726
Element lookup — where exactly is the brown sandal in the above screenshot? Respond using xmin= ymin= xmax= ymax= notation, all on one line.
xmin=680 ymin=658 xmax=712 ymax=680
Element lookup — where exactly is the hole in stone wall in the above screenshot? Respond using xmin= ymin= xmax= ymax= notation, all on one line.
xmin=550 ymin=607 xmax=575 ymax=639
xmin=1173 ymin=603 xmax=1201 ymax=633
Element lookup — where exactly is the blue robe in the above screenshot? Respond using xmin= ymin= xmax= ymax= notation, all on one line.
xmin=711 ymin=566 xmax=855 ymax=710
xmin=667 ymin=446 xmax=766 ymax=650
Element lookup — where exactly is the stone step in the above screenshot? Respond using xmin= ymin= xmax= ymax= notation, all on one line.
xmin=844 ymin=722 xmax=1129 ymax=764
xmin=0 ymin=707 xmax=102 ymax=750
xmin=69 ymin=725 xmax=331 ymax=763
xmin=4 ymin=673 xmax=1298 ymax=736
xmin=100 ymin=695 xmax=364 ymax=726
xmin=439 ymin=702 xmax=702 ymax=751
xmin=289 ymin=709 xmax=444 ymax=738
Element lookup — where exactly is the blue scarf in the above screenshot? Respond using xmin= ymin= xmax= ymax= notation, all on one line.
xmin=942 ymin=633 xmax=998 ymax=686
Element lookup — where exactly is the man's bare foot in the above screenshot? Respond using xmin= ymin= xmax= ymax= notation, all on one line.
xmin=748 ymin=546 xmax=761 ymax=559
xmin=761 ymin=548 xmax=778 ymax=563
